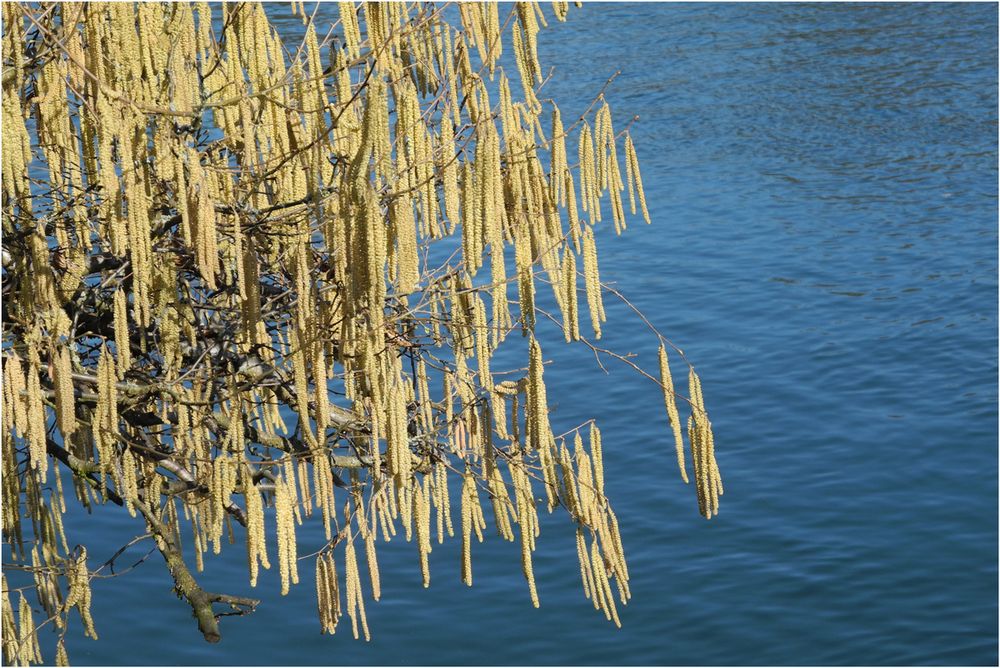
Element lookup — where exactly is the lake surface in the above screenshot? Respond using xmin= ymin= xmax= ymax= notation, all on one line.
xmin=50 ymin=3 xmax=997 ymax=665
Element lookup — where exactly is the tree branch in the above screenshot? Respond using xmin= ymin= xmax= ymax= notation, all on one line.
xmin=134 ymin=500 xmax=258 ymax=643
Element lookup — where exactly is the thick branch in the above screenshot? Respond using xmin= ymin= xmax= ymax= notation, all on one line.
xmin=46 ymin=438 xmax=124 ymax=506
xmin=134 ymin=500 xmax=258 ymax=643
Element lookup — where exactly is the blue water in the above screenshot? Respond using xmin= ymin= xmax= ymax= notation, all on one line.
xmin=41 ymin=3 xmax=998 ymax=665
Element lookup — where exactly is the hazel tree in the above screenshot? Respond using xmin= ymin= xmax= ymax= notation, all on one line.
xmin=0 ymin=2 xmax=722 ymax=663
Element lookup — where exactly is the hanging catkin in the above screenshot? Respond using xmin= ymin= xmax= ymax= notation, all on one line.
xmin=25 ymin=333 xmax=48 ymax=482
xmin=17 ymin=592 xmax=42 ymax=664
xmin=526 ymin=337 xmax=551 ymax=453
xmin=113 ymin=289 xmax=132 ymax=375
xmin=243 ymin=462 xmax=270 ymax=586
xmin=659 ymin=345 xmax=688 ymax=484
xmin=316 ymin=552 xmax=341 ymax=635
xmin=562 ymin=249 xmax=580 ymax=342
xmin=581 ymin=226 xmax=606 ymax=338
xmin=64 ymin=547 xmax=97 ymax=640
xmin=343 ymin=507 xmax=371 ymax=641
xmin=624 ymin=134 xmax=651 ymax=224
xmin=590 ymin=423 xmax=605 ymax=500
xmin=578 ymin=122 xmax=600 ymax=222
xmin=276 ymin=465 xmax=300 ymax=595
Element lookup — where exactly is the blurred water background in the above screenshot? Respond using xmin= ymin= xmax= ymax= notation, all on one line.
xmin=44 ymin=3 xmax=997 ymax=665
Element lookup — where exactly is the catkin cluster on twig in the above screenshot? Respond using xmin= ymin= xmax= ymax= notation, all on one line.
xmin=1 ymin=3 xmax=721 ymax=660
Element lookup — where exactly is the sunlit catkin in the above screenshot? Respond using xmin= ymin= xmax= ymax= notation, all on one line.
xmin=562 ymin=249 xmax=580 ymax=342
xmin=112 ymin=289 xmax=132 ymax=375
xmin=3 ymin=353 xmax=27 ymax=439
xmin=316 ymin=552 xmax=341 ymax=635
xmin=578 ymin=122 xmax=600 ymax=222
xmin=527 ymin=337 xmax=551 ymax=453
xmin=581 ymin=226 xmax=606 ymax=338
xmin=64 ymin=547 xmax=97 ymax=640
xmin=53 ymin=342 xmax=76 ymax=439
xmin=339 ymin=2 xmax=361 ymax=60
xmin=17 ymin=592 xmax=41 ymax=665
xmin=415 ymin=476 xmax=432 ymax=587
xmin=55 ymin=637 xmax=69 ymax=666
xmin=550 ymin=104 xmax=568 ymax=205
xmin=590 ymin=423 xmax=605 ymax=500
xmin=460 ymin=470 xmax=474 ymax=586
xmin=575 ymin=527 xmax=595 ymax=605
xmin=558 ymin=441 xmax=580 ymax=519
xmin=276 ymin=468 xmax=299 ymax=595
xmin=624 ymin=134 xmax=651 ymax=224
xmin=25 ymin=334 xmax=48 ymax=481
xmin=659 ymin=345 xmax=688 ymax=484
xmin=593 ymin=537 xmax=621 ymax=628
xmin=358 ymin=499 xmax=382 ymax=601
xmin=343 ymin=513 xmax=371 ymax=641
xmin=243 ymin=463 xmax=270 ymax=587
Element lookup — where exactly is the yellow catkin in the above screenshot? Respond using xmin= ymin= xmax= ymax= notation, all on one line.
xmin=581 ymin=226 xmax=605 ymax=338
xmin=461 ymin=161 xmax=481 ymax=275
xmin=687 ymin=368 xmax=721 ymax=518
xmin=471 ymin=296 xmax=492 ymax=391
xmin=520 ymin=506 xmax=539 ymax=608
xmin=460 ymin=470 xmax=475 ymax=586
xmin=527 ymin=337 xmax=551 ymax=453
xmin=297 ymin=456 xmax=313 ymax=519
xmin=438 ymin=460 xmax=454 ymax=541
xmin=590 ymin=423 xmax=605 ymax=500
xmin=578 ymin=122 xmax=600 ymax=222
xmin=559 ymin=442 xmax=580 ymax=518
xmin=55 ymin=637 xmax=69 ymax=666
xmin=243 ymin=463 xmax=270 ymax=586
xmin=340 ymin=3 xmax=362 ymax=60
xmin=659 ymin=345 xmax=688 ymax=484
xmin=590 ymin=537 xmax=621 ymax=627
xmin=550 ymin=104 xmax=568 ymax=206
xmin=415 ymin=476 xmax=432 ymax=587
xmin=684 ymin=417 xmax=701 ymax=508
xmin=276 ymin=467 xmax=299 ymax=595
xmin=4 ymin=353 xmax=27 ymax=438
xmin=53 ymin=342 xmax=76 ymax=439
xmin=391 ymin=196 xmax=420 ymax=295
xmin=574 ymin=434 xmax=595 ymax=526
xmin=562 ymin=249 xmax=580 ymax=342
xmin=31 ymin=546 xmax=58 ymax=628
xmin=594 ymin=104 xmax=609 ymax=193
xmin=704 ymin=419 xmax=721 ymax=517
xmin=486 ymin=453 xmax=514 ymax=542
xmin=343 ymin=513 xmax=370 ymax=641
xmin=606 ymin=507 xmax=630 ymax=597
xmin=624 ymin=134 xmax=651 ymax=224
xmin=535 ymin=431 xmax=558 ymax=511
xmin=1 ymin=23 xmax=32 ymax=206
xmin=576 ymin=527 xmax=595 ymax=604
xmin=316 ymin=552 xmax=341 ymax=634
xmin=17 ymin=592 xmax=41 ymax=664
xmin=328 ymin=552 xmax=343 ymax=634
xmin=112 ymin=289 xmax=131 ymax=375
xmin=64 ymin=547 xmax=97 ymax=640
xmin=121 ymin=447 xmax=138 ymax=518
xmin=2 ymin=577 xmax=17 ymax=662
xmin=440 ymin=118 xmax=460 ymax=229
xmin=360 ymin=505 xmax=381 ymax=601
xmin=25 ymin=334 xmax=49 ymax=482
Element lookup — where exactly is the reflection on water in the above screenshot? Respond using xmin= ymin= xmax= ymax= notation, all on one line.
xmin=53 ymin=3 xmax=997 ymax=666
